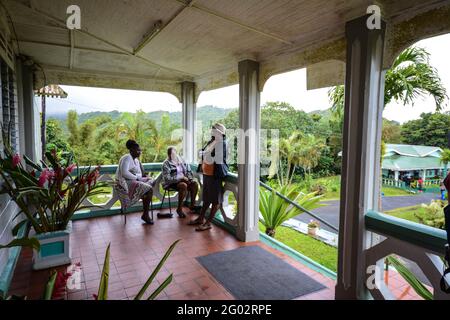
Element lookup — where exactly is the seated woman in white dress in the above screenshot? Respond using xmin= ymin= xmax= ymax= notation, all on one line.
xmin=115 ymin=140 xmax=154 ymax=224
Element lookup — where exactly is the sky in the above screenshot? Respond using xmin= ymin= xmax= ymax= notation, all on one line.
xmin=45 ymin=33 xmax=450 ymax=124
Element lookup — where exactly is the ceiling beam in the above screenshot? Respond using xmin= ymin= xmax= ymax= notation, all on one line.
xmin=40 ymin=64 xmax=182 ymax=82
xmin=18 ymin=39 xmax=129 ymax=55
xmin=7 ymin=0 xmax=197 ymax=78
xmin=133 ymin=0 xmax=197 ymax=55
xmin=174 ymin=0 xmax=293 ymax=45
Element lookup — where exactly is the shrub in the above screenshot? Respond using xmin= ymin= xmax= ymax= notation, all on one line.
xmin=414 ymin=200 xmax=446 ymax=229
xmin=310 ymin=183 xmax=327 ymax=195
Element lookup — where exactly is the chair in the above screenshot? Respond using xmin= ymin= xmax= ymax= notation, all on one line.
xmin=157 ymin=185 xmax=192 ymax=218
xmin=114 ymin=183 xmax=154 ymax=224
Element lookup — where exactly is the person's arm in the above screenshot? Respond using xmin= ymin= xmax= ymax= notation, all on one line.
xmin=183 ymin=160 xmax=194 ymax=180
xmin=120 ymin=156 xmax=138 ymax=180
xmin=140 ymin=162 xmax=147 ymax=178
xmin=162 ymin=160 xmax=180 ymax=185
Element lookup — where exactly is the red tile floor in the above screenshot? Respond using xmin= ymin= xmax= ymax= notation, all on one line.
xmin=8 ymin=210 xmax=421 ymax=300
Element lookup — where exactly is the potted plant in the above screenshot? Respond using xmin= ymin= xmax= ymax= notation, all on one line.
xmin=0 ymin=124 xmax=106 ymax=269
xmin=307 ymin=220 xmax=320 ymax=236
xmin=259 ymin=184 xmax=323 ymax=237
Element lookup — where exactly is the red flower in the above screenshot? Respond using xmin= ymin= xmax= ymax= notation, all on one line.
xmin=30 ymin=170 xmax=36 ymax=177
xmin=38 ymin=170 xmax=49 ymax=187
xmin=38 ymin=169 xmax=55 ymax=187
xmin=12 ymin=154 xmax=21 ymax=168
xmin=87 ymin=169 xmax=100 ymax=187
xmin=66 ymin=164 xmax=76 ymax=175
xmin=51 ymin=270 xmax=72 ymax=300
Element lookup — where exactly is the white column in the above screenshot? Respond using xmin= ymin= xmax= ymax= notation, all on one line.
xmin=16 ymin=60 xmax=40 ymax=162
xmin=394 ymin=170 xmax=399 ymax=182
xmin=181 ymin=81 xmax=196 ymax=163
xmin=335 ymin=15 xmax=386 ymax=300
xmin=236 ymin=60 xmax=261 ymax=242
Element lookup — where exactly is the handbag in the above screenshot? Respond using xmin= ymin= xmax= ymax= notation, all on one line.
xmin=214 ymin=141 xmax=229 ymax=179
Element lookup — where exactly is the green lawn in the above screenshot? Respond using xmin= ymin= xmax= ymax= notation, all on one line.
xmin=258 ymin=222 xmax=337 ymax=272
xmin=383 ymin=205 xmax=423 ymax=224
xmin=88 ymin=186 xmax=113 ymax=205
xmin=311 ymin=176 xmax=414 ymax=201
xmin=381 ymin=187 xmax=415 ymax=197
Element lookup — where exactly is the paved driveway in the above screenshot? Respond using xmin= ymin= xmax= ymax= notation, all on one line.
xmin=294 ymin=193 xmax=439 ymax=232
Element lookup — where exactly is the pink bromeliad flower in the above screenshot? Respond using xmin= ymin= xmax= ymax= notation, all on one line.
xmin=66 ymin=164 xmax=76 ymax=175
xmin=12 ymin=154 xmax=21 ymax=168
xmin=38 ymin=169 xmax=54 ymax=187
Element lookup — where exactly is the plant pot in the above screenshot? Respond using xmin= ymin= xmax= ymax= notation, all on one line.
xmin=307 ymin=226 xmax=318 ymax=236
xmin=32 ymin=221 xmax=72 ymax=270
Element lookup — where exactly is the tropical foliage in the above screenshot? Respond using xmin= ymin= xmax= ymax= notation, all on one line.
xmin=268 ymin=131 xmax=327 ymax=186
xmin=415 ymin=200 xmax=446 ymax=229
xmin=0 ymin=123 xmax=107 ymax=234
xmin=95 ymin=240 xmax=179 ymax=300
xmin=259 ymin=184 xmax=323 ymax=237
xmin=329 ymin=46 xmax=448 ymax=118
xmin=1 ymin=240 xmax=179 ymax=300
xmin=387 ymin=256 xmax=433 ymax=300
xmin=401 ymin=112 xmax=450 ymax=149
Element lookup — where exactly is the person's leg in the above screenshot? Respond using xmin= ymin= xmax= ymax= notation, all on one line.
xmin=188 ymin=180 xmax=199 ymax=211
xmin=141 ymin=190 xmax=154 ymax=224
xmin=188 ymin=201 xmax=210 ymax=225
xmin=196 ymin=203 xmax=220 ymax=231
xmin=176 ymin=182 xmax=188 ymax=217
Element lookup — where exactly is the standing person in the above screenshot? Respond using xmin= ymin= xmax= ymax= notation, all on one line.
xmin=189 ymin=123 xmax=228 ymax=232
xmin=442 ymin=181 xmax=448 ymax=201
xmin=418 ymin=177 xmax=424 ymax=193
xmin=444 ymin=173 xmax=450 ymax=205
xmin=162 ymin=147 xmax=199 ymax=218
xmin=115 ymin=140 xmax=155 ymax=224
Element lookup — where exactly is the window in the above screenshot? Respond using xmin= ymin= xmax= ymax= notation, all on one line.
xmin=0 ymin=58 xmax=18 ymax=154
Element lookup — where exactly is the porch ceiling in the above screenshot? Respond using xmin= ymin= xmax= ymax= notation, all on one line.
xmin=4 ymin=0 xmax=450 ymax=100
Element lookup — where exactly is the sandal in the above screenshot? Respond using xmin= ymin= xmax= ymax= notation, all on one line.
xmin=195 ymin=224 xmax=212 ymax=232
xmin=141 ymin=215 xmax=154 ymax=225
xmin=188 ymin=218 xmax=203 ymax=226
xmin=176 ymin=209 xmax=186 ymax=218
xmin=189 ymin=206 xmax=198 ymax=214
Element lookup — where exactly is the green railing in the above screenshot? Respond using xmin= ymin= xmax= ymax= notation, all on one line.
xmin=382 ymin=178 xmax=442 ymax=194
xmin=365 ymin=210 xmax=447 ymax=255
xmin=365 ymin=210 xmax=449 ymax=300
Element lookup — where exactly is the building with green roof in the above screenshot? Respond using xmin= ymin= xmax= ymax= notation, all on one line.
xmin=382 ymin=144 xmax=445 ymax=181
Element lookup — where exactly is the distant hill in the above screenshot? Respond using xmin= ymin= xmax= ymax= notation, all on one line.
xmin=48 ymin=105 xmax=236 ymax=130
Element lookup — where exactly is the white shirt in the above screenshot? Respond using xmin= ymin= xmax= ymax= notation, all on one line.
xmin=117 ymin=154 xmax=143 ymax=181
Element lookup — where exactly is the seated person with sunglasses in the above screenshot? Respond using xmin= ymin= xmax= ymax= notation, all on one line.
xmin=161 ymin=147 xmax=199 ymax=218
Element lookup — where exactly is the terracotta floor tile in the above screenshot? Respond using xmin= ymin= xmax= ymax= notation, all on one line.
xmin=8 ymin=209 xmax=338 ymax=300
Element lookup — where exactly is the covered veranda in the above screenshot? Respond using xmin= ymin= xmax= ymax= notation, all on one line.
xmin=1 ymin=0 xmax=450 ymax=300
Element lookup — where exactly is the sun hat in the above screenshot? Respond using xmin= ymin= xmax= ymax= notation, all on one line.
xmin=212 ymin=123 xmax=226 ymax=136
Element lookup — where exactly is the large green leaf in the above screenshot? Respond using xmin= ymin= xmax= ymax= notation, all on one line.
xmin=0 ymin=238 xmax=40 ymax=251
xmin=11 ymin=220 xmax=28 ymax=237
xmin=43 ymin=271 xmax=58 ymax=300
xmin=387 ymin=256 xmax=433 ymax=300
xmin=97 ymin=243 xmax=111 ymax=300
xmin=134 ymin=239 xmax=180 ymax=300
xmin=23 ymin=154 xmax=42 ymax=172
xmin=147 ymin=274 xmax=173 ymax=300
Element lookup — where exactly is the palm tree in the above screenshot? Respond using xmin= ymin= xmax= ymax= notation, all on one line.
xmin=269 ymin=131 xmax=326 ymax=186
xmin=329 ymin=46 xmax=448 ymax=118
xmin=149 ymin=114 xmax=181 ymax=162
